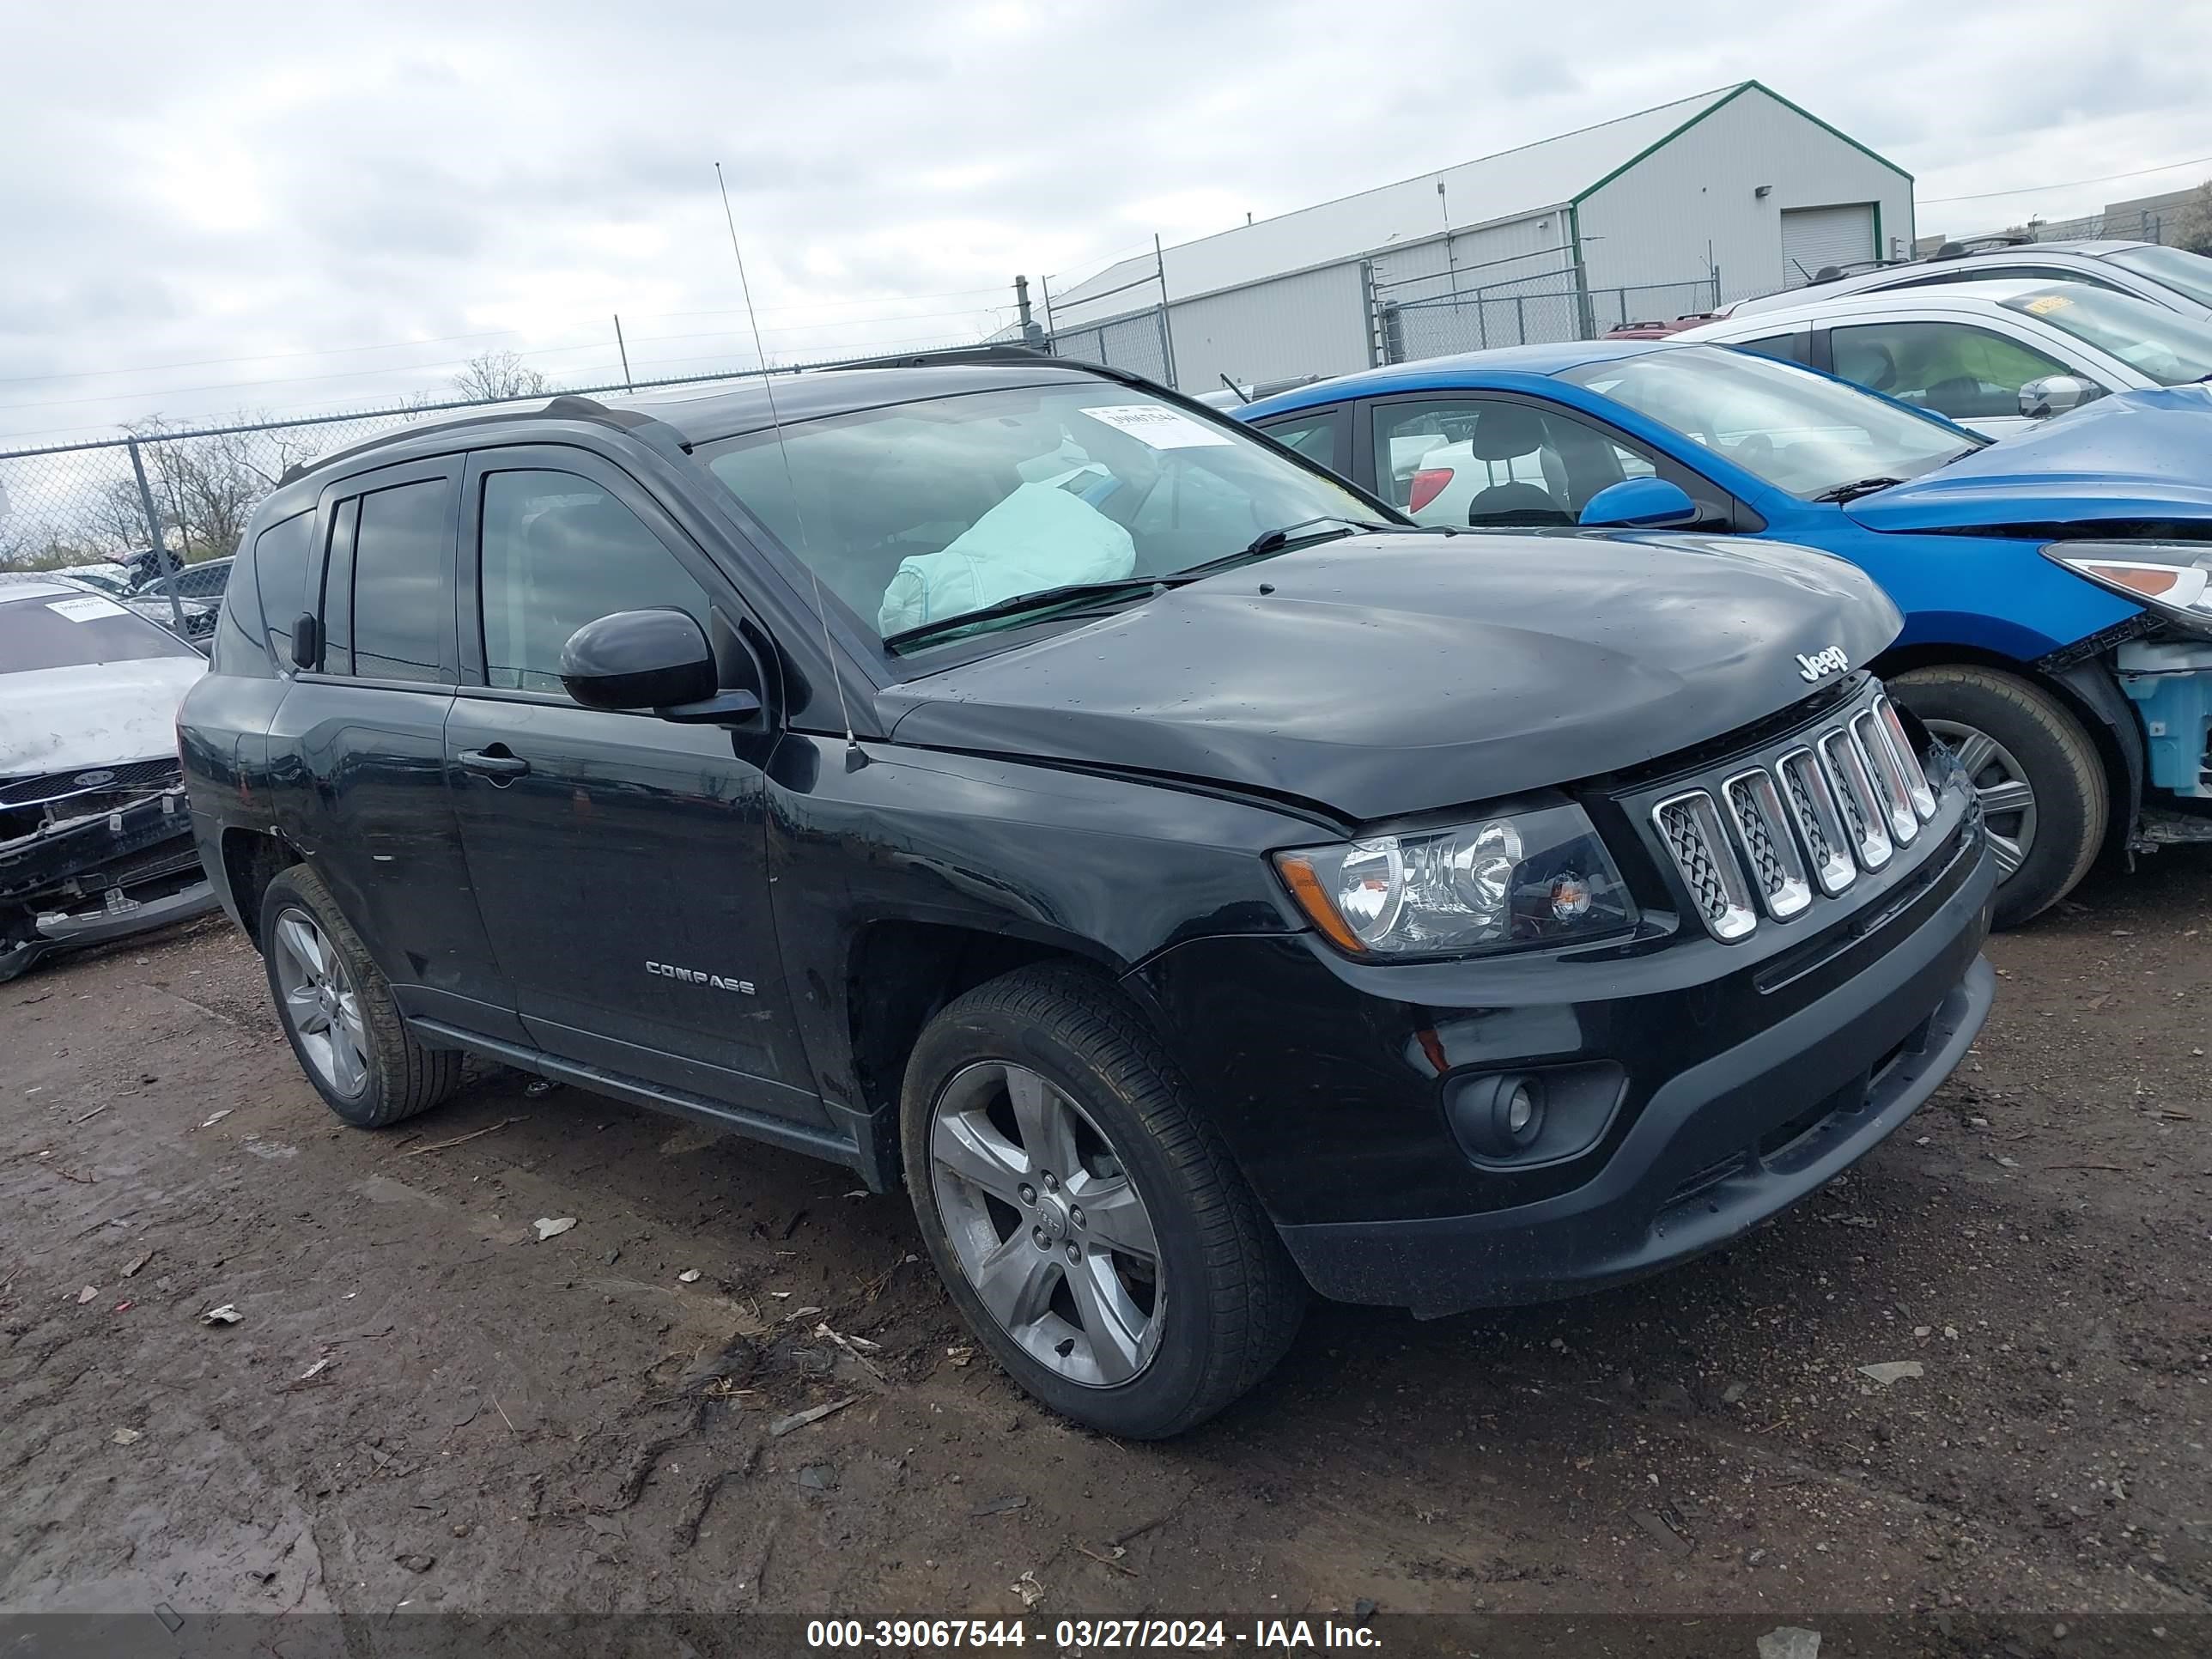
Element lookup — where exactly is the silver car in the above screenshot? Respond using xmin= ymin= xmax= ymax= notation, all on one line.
xmin=1721 ymin=239 xmax=2212 ymax=323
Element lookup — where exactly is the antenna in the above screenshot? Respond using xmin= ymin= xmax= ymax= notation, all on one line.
xmin=715 ymin=161 xmax=866 ymax=770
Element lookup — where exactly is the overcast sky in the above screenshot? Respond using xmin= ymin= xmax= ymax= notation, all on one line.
xmin=3 ymin=0 xmax=2208 ymax=448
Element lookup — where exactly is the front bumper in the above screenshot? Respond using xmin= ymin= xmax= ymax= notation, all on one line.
xmin=1281 ymin=949 xmax=1990 ymax=1317
xmin=0 ymin=784 xmax=214 ymax=981
xmin=1132 ymin=773 xmax=1996 ymax=1318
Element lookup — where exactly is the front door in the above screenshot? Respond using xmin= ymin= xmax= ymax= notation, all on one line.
xmin=442 ymin=447 xmax=823 ymax=1126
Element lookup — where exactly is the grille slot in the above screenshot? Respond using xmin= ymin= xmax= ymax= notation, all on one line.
xmin=1775 ymin=746 xmax=1858 ymax=897
xmin=1653 ymin=789 xmax=1758 ymax=941
xmin=1851 ymin=709 xmax=1920 ymax=844
xmin=1874 ymin=695 xmax=1939 ymax=822
xmin=1816 ymin=728 xmax=1893 ymax=872
xmin=0 ymin=757 xmax=183 ymax=811
xmin=1721 ymin=768 xmax=1811 ymax=920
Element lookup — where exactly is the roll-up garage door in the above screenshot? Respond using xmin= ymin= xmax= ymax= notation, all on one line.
xmin=1781 ymin=204 xmax=1876 ymax=288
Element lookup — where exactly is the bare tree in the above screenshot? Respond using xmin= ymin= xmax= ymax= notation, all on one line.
xmin=2172 ymin=181 xmax=2212 ymax=256
xmin=85 ymin=416 xmax=322 ymax=564
xmin=451 ymin=349 xmax=549 ymax=402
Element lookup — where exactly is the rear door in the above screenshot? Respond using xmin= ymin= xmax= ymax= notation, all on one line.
xmin=443 ymin=446 xmax=822 ymax=1124
xmin=263 ymin=456 xmax=521 ymax=1038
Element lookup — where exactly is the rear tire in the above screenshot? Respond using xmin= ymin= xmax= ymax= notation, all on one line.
xmin=1890 ymin=665 xmax=2106 ymax=928
xmin=258 ymin=862 xmax=463 ymax=1127
xmin=901 ymin=963 xmax=1304 ymax=1438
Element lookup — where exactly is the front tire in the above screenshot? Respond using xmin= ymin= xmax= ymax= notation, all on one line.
xmin=1890 ymin=665 xmax=2107 ymax=928
xmin=259 ymin=863 xmax=463 ymax=1127
xmin=901 ymin=963 xmax=1304 ymax=1438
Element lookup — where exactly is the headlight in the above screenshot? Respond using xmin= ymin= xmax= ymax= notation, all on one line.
xmin=2044 ymin=542 xmax=2212 ymax=633
xmin=1273 ymin=803 xmax=1638 ymax=958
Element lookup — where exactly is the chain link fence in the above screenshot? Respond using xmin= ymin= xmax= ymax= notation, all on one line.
xmin=1040 ymin=304 xmax=1174 ymax=385
xmin=1933 ymin=203 xmax=2198 ymax=252
xmin=0 ymin=342 xmax=998 ymax=580
xmin=1367 ymin=264 xmax=1722 ymax=364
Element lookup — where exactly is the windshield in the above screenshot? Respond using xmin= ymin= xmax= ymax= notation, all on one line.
xmin=55 ymin=565 xmax=132 ymax=597
xmin=2104 ymin=245 xmax=2212 ymax=311
xmin=2000 ymin=283 xmax=2212 ymax=385
xmin=0 ymin=589 xmax=201 ymax=675
xmin=1556 ymin=346 xmax=1977 ymax=499
xmin=699 ymin=381 xmax=1382 ymax=648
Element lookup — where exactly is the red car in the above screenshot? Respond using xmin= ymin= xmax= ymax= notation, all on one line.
xmin=1601 ymin=312 xmax=1722 ymax=340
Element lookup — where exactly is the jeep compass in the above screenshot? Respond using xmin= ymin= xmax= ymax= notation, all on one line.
xmin=178 ymin=351 xmax=1996 ymax=1437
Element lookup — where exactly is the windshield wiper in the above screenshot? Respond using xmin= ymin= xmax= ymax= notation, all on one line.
xmin=881 ymin=518 xmax=1404 ymax=653
xmin=882 ymin=575 xmax=1181 ymax=653
xmin=1176 ymin=516 xmax=1401 ymax=580
xmin=1810 ymin=476 xmax=1906 ymax=504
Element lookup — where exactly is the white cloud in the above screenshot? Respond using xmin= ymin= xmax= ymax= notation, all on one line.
xmin=0 ymin=0 xmax=2205 ymax=444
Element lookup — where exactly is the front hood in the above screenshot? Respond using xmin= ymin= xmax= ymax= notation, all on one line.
xmin=880 ymin=532 xmax=1899 ymax=822
xmin=0 ymin=658 xmax=205 ymax=777
xmin=1845 ymin=386 xmax=2212 ymax=534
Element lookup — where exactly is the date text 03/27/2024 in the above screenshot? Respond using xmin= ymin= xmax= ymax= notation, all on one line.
xmin=805 ymin=1619 xmax=1381 ymax=1650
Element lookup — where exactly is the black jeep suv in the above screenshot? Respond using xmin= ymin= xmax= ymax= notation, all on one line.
xmin=179 ymin=352 xmax=1996 ymax=1437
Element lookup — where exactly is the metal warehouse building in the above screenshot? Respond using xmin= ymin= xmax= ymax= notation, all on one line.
xmin=1043 ymin=81 xmax=1912 ymax=392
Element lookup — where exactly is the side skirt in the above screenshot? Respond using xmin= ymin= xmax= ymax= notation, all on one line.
xmin=405 ymin=1016 xmax=872 ymax=1179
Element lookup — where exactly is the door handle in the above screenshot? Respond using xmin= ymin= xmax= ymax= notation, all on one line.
xmin=458 ymin=746 xmax=532 ymax=784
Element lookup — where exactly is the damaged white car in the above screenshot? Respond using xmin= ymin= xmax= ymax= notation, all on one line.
xmin=0 ymin=574 xmax=216 ymax=981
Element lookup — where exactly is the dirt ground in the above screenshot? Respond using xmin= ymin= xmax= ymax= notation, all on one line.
xmin=3 ymin=847 xmax=2209 ymax=1641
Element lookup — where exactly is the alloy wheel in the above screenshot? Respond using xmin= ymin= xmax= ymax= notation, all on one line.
xmin=271 ymin=907 xmax=369 ymax=1097
xmin=927 ymin=1060 xmax=1164 ymax=1388
xmin=1927 ymin=718 xmax=2038 ymax=879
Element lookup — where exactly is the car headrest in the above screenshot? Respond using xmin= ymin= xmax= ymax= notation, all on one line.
xmin=1464 ymin=405 xmax=1551 ymax=461
xmin=1467 ymin=482 xmax=1571 ymax=528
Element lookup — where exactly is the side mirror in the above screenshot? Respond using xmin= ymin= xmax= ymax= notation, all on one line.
xmin=1577 ymin=477 xmax=1700 ymax=529
xmin=559 ymin=608 xmax=757 ymax=724
xmin=290 ymin=613 xmax=319 ymax=670
xmin=2019 ymin=375 xmax=2101 ymax=420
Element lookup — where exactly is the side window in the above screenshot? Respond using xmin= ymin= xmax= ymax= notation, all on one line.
xmin=1370 ymin=398 xmax=1693 ymax=528
xmin=1253 ymin=410 xmax=1345 ymax=474
xmin=252 ymin=512 xmax=313 ymax=665
xmin=347 ymin=480 xmax=454 ymax=684
xmin=1830 ymin=320 xmax=2080 ymax=420
xmin=177 ymin=563 xmax=230 ymax=599
xmin=477 ymin=469 xmax=710 ymax=696
xmin=319 ymin=499 xmax=358 ymax=675
xmin=1733 ymin=332 xmax=1806 ymax=366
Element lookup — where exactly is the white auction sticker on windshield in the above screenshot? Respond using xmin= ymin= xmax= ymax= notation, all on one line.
xmin=47 ymin=595 xmax=128 ymax=622
xmin=1080 ymin=404 xmax=1233 ymax=448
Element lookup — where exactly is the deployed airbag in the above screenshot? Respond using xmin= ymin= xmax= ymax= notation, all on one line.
xmin=878 ymin=466 xmax=1135 ymax=635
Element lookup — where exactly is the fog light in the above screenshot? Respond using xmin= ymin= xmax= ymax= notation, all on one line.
xmin=1446 ymin=1073 xmax=1547 ymax=1160
xmin=1504 ymin=1081 xmax=1539 ymax=1137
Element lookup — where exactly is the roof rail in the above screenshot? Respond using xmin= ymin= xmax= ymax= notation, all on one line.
xmin=836 ymin=343 xmax=1062 ymax=371
xmin=1928 ymin=232 xmax=2036 ymax=261
xmin=273 ymin=394 xmax=692 ymax=488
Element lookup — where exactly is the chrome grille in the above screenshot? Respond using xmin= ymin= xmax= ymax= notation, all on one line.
xmin=1817 ymin=727 xmax=1893 ymax=871
xmin=1875 ymin=696 xmax=1939 ymax=822
xmin=1722 ymin=768 xmax=1812 ymax=919
xmin=1644 ymin=683 xmax=1959 ymax=941
xmin=1851 ymin=709 xmax=1920 ymax=844
xmin=1776 ymin=747 xmax=1858 ymax=897
xmin=1653 ymin=790 xmax=1757 ymax=941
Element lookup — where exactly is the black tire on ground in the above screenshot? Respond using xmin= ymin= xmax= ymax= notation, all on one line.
xmin=900 ymin=963 xmax=1305 ymax=1438
xmin=258 ymin=861 xmax=463 ymax=1127
xmin=1890 ymin=665 xmax=2108 ymax=929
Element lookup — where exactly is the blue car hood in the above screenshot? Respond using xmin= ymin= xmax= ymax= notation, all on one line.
xmin=1844 ymin=386 xmax=2212 ymax=534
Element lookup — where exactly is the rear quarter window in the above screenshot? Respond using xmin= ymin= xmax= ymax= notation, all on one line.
xmin=252 ymin=510 xmax=315 ymax=668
